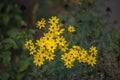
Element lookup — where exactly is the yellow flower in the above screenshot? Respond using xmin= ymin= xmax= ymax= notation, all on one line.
xmin=33 ymin=53 xmax=44 ymax=66
xmin=68 ymin=25 xmax=75 ymax=32
xmin=24 ymin=40 xmax=33 ymax=49
xmin=36 ymin=18 xmax=46 ymax=29
xmin=59 ymin=43 xmax=68 ymax=52
xmin=46 ymin=39 xmax=57 ymax=53
xmin=54 ymin=27 xmax=65 ymax=36
xmin=87 ymin=56 xmax=96 ymax=66
xmin=35 ymin=38 xmax=46 ymax=49
xmin=29 ymin=45 xmax=36 ymax=55
xmin=69 ymin=48 xmax=78 ymax=58
xmin=61 ymin=53 xmax=75 ymax=68
xmin=37 ymin=48 xmax=47 ymax=57
xmin=48 ymin=16 xmax=59 ymax=25
xmin=55 ymin=36 xmax=67 ymax=46
xmin=49 ymin=25 xmax=65 ymax=36
xmin=45 ymin=53 xmax=55 ymax=61
xmin=72 ymin=45 xmax=81 ymax=50
xmin=77 ymin=49 xmax=87 ymax=63
xmin=43 ymin=32 xmax=55 ymax=42
xmin=49 ymin=25 xmax=58 ymax=32
xmin=43 ymin=35 xmax=53 ymax=42
xmin=64 ymin=56 xmax=75 ymax=68
xmin=64 ymin=61 xmax=74 ymax=68
xmin=62 ymin=53 xmax=75 ymax=62
xmin=89 ymin=46 xmax=98 ymax=56
xmin=61 ymin=53 xmax=69 ymax=62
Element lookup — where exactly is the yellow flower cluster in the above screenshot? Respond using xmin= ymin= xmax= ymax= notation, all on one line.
xmin=25 ymin=16 xmax=98 ymax=68
xmin=61 ymin=45 xmax=98 ymax=68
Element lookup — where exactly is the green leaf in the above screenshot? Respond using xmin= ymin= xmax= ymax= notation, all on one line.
xmin=17 ymin=58 xmax=31 ymax=72
xmin=0 ymin=71 xmax=9 ymax=80
xmin=3 ymin=38 xmax=18 ymax=49
xmin=29 ymin=29 xmax=36 ymax=35
xmin=16 ymin=73 xmax=25 ymax=80
xmin=3 ymin=14 xmax=10 ymax=25
xmin=1 ymin=51 xmax=11 ymax=65
xmin=7 ymin=28 xmax=21 ymax=39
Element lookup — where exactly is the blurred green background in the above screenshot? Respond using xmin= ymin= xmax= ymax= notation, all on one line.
xmin=0 ymin=0 xmax=120 ymax=80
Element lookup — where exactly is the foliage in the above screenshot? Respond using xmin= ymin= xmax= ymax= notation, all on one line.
xmin=25 ymin=16 xmax=98 ymax=69
xmin=32 ymin=0 xmax=120 ymax=80
xmin=25 ymin=0 xmax=107 ymax=80
xmin=0 ymin=0 xmax=120 ymax=80
xmin=57 ymin=1 xmax=120 ymax=79
xmin=0 ymin=0 xmax=38 ymax=80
